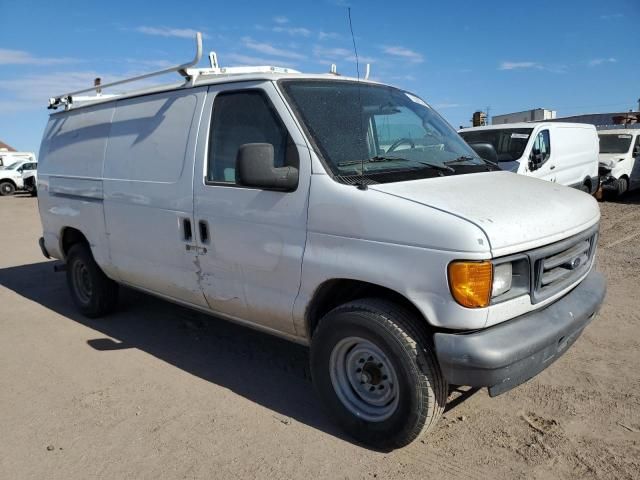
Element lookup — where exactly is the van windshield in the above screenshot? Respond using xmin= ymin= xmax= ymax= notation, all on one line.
xmin=280 ymin=80 xmax=491 ymax=183
xmin=458 ymin=128 xmax=533 ymax=162
xmin=598 ymin=134 xmax=633 ymax=154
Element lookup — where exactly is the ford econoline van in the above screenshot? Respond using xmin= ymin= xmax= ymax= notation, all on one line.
xmin=459 ymin=123 xmax=599 ymax=194
xmin=597 ymin=129 xmax=640 ymax=197
xmin=36 ymin=36 xmax=606 ymax=448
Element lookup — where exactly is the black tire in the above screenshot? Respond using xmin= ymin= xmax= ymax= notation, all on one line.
xmin=578 ymin=183 xmax=590 ymax=193
xmin=66 ymin=243 xmax=119 ymax=318
xmin=617 ymin=177 xmax=629 ymax=197
xmin=310 ymin=298 xmax=447 ymax=449
xmin=0 ymin=181 xmax=15 ymax=196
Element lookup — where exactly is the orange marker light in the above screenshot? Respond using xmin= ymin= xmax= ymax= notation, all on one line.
xmin=448 ymin=261 xmax=493 ymax=308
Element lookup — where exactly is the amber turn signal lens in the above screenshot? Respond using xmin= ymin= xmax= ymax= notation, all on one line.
xmin=448 ymin=261 xmax=493 ymax=308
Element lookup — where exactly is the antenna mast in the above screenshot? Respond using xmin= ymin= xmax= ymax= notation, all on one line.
xmin=348 ymin=7 xmax=368 ymax=191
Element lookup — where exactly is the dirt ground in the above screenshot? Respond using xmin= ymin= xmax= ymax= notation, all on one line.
xmin=1 ymin=192 xmax=639 ymax=480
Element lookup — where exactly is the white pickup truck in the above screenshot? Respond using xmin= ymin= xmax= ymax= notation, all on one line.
xmin=0 ymin=160 xmax=38 ymax=196
xmin=35 ymin=35 xmax=606 ymax=449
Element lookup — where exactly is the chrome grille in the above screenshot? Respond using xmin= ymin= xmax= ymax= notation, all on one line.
xmin=529 ymin=225 xmax=598 ymax=304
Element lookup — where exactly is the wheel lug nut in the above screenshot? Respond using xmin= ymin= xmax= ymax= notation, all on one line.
xmin=358 ymin=358 xmax=365 ymax=363
xmin=369 ymin=386 xmax=375 ymax=392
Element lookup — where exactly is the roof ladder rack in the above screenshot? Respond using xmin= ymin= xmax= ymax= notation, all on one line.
xmin=48 ymin=32 xmax=203 ymax=110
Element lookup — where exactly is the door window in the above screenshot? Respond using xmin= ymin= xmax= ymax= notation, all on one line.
xmin=634 ymin=136 xmax=640 ymax=156
xmin=531 ymin=130 xmax=551 ymax=166
xmin=207 ymin=90 xmax=296 ymax=184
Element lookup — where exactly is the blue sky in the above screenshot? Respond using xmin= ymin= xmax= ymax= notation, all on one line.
xmin=1 ymin=0 xmax=638 ymax=152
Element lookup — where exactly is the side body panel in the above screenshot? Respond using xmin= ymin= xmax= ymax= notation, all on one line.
xmin=102 ymin=88 xmax=207 ymax=306
xmin=37 ymin=103 xmax=116 ymax=276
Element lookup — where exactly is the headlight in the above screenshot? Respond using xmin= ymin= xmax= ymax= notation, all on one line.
xmin=492 ymin=262 xmax=512 ymax=297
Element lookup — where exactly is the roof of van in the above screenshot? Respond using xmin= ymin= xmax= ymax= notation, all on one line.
xmin=596 ymin=128 xmax=638 ymax=135
xmin=49 ymin=72 xmax=388 ymax=114
xmin=459 ymin=122 xmax=595 ymax=132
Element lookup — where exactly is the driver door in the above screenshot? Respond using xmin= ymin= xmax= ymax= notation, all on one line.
xmin=191 ymin=81 xmax=312 ymax=335
xmin=526 ymin=129 xmax=555 ymax=182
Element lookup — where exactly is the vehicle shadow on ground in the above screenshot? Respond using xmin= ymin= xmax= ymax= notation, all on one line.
xmin=0 ymin=261 xmax=476 ymax=448
xmin=602 ymin=189 xmax=640 ymax=205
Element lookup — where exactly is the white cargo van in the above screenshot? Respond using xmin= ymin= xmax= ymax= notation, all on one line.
xmin=597 ymin=129 xmax=640 ymax=197
xmin=459 ymin=123 xmax=599 ymax=193
xmin=36 ymin=34 xmax=605 ymax=448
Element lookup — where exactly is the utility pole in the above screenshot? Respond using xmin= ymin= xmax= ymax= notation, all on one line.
xmin=485 ymin=106 xmax=491 ymax=125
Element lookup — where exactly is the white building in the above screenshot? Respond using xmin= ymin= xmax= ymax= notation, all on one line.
xmin=492 ymin=108 xmax=557 ymax=125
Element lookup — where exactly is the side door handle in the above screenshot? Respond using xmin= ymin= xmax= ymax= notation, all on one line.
xmin=198 ymin=220 xmax=210 ymax=244
xmin=182 ymin=218 xmax=193 ymax=241
xmin=549 ymin=165 xmax=556 ymax=170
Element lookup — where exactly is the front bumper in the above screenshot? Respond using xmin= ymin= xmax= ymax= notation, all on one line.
xmin=600 ymin=175 xmax=620 ymax=191
xmin=434 ymin=270 xmax=606 ymax=396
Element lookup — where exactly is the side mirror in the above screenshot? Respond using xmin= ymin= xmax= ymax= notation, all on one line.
xmin=236 ymin=143 xmax=298 ymax=191
xmin=529 ymin=149 xmax=543 ymax=170
xmin=468 ymin=142 xmax=498 ymax=164
xmin=634 ymin=146 xmax=640 ymax=157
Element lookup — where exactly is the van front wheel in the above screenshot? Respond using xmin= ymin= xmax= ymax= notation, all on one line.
xmin=0 ymin=181 xmax=15 ymax=196
xmin=310 ymin=299 xmax=447 ymax=449
xmin=66 ymin=243 xmax=119 ymax=318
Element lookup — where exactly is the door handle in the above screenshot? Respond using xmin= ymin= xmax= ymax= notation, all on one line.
xmin=198 ymin=220 xmax=210 ymax=244
xmin=549 ymin=165 xmax=556 ymax=170
xmin=182 ymin=218 xmax=192 ymax=241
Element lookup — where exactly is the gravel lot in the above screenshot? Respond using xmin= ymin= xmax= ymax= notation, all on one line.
xmin=1 ymin=192 xmax=639 ymax=479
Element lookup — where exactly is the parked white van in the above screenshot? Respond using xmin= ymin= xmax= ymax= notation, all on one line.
xmin=458 ymin=123 xmax=599 ymax=194
xmin=36 ymin=35 xmax=606 ymax=448
xmin=597 ymin=129 xmax=640 ymax=197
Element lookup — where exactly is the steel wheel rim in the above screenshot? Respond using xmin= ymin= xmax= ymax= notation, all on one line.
xmin=72 ymin=260 xmax=92 ymax=305
xmin=1 ymin=184 xmax=11 ymax=195
xmin=329 ymin=336 xmax=400 ymax=422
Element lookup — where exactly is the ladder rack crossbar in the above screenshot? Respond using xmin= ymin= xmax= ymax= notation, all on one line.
xmin=48 ymin=32 xmax=203 ymax=109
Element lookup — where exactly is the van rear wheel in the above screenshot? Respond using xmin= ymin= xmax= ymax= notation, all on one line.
xmin=310 ymin=299 xmax=447 ymax=449
xmin=66 ymin=243 xmax=119 ymax=318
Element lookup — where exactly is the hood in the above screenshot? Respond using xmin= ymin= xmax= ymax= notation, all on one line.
xmin=598 ymin=153 xmax=626 ymax=169
xmin=370 ymin=171 xmax=600 ymax=257
xmin=0 ymin=169 xmax=21 ymax=178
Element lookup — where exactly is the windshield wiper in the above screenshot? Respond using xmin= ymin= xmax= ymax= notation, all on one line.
xmin=445 ymin=155 xmax=498 ymax=169
xmin=337 ymin=156 xmax=401 ymax=166
xmin=338 ymin=156 xmax=454 ymax=173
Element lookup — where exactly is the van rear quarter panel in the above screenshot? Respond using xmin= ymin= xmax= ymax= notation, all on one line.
xmin=38 ymin=103 xmax=115 ymax=275
xmin=552 ymin=126 xmax=598 ymax=186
